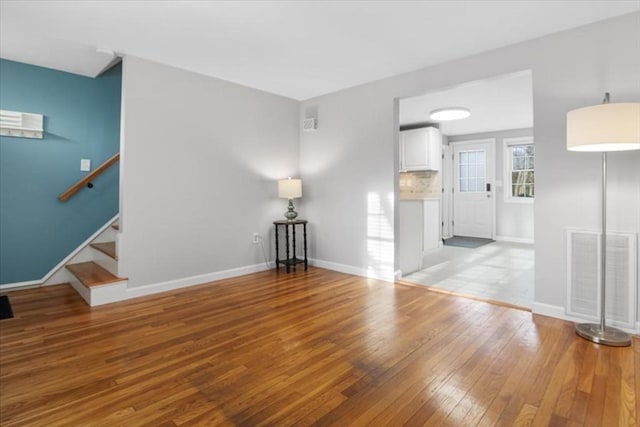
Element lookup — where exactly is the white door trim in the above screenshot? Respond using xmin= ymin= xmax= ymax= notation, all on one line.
xmin=449 ymin=138 xmax=496 ymax=239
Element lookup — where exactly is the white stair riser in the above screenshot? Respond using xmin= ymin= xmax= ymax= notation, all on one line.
xmin=67 ymin=276 xmax=128 ymax=307
xmin=67 ymin=218 xmax=122 ymax=305
xmin=92 ymin=226 xmax=118 ymax=244
xmin=68 ymin=276 xmax=91 ymax=305
xmin=89 ymin=281 xmax=128 ymax=306
xmin=93 ymin=250 xmax=119 ymax=276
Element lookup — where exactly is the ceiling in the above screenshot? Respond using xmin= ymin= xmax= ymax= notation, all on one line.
xmin=399 ymin=71 xmax=533 ymax=136
xmin=1 ymin=1 xmax=638 ymax=100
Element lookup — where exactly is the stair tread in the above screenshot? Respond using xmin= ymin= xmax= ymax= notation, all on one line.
xmin=66 ymin=261 xmax=125 ymax=288
xmin=90 ymin=242 xmax=117 ymax=260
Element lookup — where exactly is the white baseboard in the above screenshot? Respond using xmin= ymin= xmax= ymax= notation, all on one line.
xmin=29 ymin=261 xmax=272 ymax=307
xmin=125 ymin=262 xmax=272 ymax=300
xmin=5 ymin=254 xmax=272 ymax=307
xmin=495 ymin=235 xmax=534 ymax=244
xmin=309 ymin=258 xmax=394 ymax=282
xmin=309 ymin=258 xmax=364 ymax=277
xmin=532 ymin=302 xmax=638 ymax=334
xmin=0 ymin=214 xmax=119 ymax=291
xmin=63 ymin=262 xmax=273 ymax=306
xmin=531 ymin=302 xmax=565 ymax=319
xmin=94 ymin=251 xmax=119 ymax=277
xmin=0 ymin=279 xmax=42 ymax=290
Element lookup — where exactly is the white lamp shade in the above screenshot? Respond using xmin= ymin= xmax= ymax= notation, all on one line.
xmin=278 ymin=178 xmax=302 ymax=199
xmin=567 ymin=102 xmax=640 ymax=152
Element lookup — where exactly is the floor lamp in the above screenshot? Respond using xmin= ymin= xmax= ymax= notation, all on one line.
xmin=566 ymin=93 xmax=640 ymax=346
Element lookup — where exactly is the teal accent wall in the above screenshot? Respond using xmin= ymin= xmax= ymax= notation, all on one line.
xmin=0 ymin=59 xmax=121 ymax=284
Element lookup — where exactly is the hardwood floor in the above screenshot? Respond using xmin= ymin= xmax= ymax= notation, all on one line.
xmin=0 ymin=267 xmax=637 ymax=426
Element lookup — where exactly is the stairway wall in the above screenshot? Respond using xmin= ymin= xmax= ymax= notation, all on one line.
xmin=0 ymin=60 xmax=122 ymax=285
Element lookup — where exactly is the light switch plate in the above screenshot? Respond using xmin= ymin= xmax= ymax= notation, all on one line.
xmin=81 ymin=159 xmax=91 ymax=171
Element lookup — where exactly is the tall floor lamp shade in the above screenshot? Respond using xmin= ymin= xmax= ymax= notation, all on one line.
xmin=566 ymin=93 xmax=640 ymax=347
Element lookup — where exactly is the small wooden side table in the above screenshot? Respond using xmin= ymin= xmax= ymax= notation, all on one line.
xmin=273 ymin=219 xmax=308 ymax=272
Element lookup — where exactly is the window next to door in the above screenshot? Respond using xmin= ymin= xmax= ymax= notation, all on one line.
xmin=503 ymin=136 xmax=534 ymax=203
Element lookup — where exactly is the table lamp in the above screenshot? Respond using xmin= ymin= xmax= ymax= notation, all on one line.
xmin=278 ymin=177 xmax=302 ymax=221
xmin=567 ymin=93 xmax=640 ymax=346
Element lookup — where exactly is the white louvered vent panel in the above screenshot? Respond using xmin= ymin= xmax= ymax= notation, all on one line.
xmin=566 ymin=230 xmax=636 ymax=329
xmin=568 ymin=232 xmax=598 ymax=316
xmin=605 ymin=235 xmax=630 ymax=323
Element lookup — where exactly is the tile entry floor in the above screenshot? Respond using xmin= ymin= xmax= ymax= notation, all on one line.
xmin=402 ymin=241 xmax=534 ymax=308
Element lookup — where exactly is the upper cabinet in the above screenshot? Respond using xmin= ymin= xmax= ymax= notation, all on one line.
xmin=400 ymin=127 xmax=442 ymax=171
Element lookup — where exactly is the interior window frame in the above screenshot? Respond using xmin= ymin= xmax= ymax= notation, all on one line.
xmin=503 ymin=136 xmax=535 ymax=204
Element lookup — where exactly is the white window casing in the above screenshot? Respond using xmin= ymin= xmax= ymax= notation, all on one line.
xmin=503 ymin=136 xmax=534 ymax=204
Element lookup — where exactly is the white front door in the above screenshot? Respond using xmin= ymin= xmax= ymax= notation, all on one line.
xmin=452 ymin=140 xmax=494 ymax=239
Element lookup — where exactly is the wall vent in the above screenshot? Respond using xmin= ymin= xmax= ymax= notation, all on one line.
xmin=566 ymin=229 xmax=637 ymax=329
xmin=302 ymin=118 xmax=317 ymax=131
xmin=0 ymin=109 xmax=44 ymax=139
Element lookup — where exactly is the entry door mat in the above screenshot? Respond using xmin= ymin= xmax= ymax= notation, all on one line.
xmin=444 ymin=236 xmax=495 ymax=249
xmin=0 ymin=295 xmax=14 ymax=319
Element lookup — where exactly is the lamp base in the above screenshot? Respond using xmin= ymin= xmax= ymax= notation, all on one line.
xmin=575 ymin=323 xmax=631 ymax=347
xmin=284 ymin=199 xmax=298 ymax=221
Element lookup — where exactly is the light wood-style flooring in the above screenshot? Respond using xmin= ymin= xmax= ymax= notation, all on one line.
xmin=1 ymin=267 xmax=638 ymax=426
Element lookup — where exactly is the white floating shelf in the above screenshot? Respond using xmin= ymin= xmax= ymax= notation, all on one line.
xmin=0 ymin=109 xmax=44 ymax=139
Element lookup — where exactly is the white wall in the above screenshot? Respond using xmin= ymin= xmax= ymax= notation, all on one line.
xmin=448 ymin=128 xmax=534 ymax=242
xmin=299 ymin=13 xmax=640 ymax=314
xmin=119 ymin=56 xmax=299 ymax=287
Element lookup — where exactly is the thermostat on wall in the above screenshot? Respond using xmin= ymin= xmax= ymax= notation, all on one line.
xmin=0 ymin=109 xmax=44 ymax=139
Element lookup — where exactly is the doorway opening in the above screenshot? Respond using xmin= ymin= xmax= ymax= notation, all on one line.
xmin=397 ymin=70 xmax=535 ymax=308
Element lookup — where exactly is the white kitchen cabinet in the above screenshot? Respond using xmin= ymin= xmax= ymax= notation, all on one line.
xmin=400 ymin=127 xmax=442 ymax=171
xmin=399 ymin=199 xmax=442 ymax=277
xmin=399 ymin=200 xmax=423 ymax=276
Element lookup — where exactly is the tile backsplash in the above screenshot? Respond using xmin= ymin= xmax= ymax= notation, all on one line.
xmin=399 ymin=171 xmax=441 ymax=199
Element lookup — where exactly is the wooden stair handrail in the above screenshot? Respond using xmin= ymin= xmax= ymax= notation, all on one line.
xmin=58 ymin=153 xmax=120 ymax=201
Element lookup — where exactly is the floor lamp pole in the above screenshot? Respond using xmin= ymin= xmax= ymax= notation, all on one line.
xmin=574 ymin=151 xmax=631 ymax=346
xmin=600 ymin=151 xmax=607 ymax=332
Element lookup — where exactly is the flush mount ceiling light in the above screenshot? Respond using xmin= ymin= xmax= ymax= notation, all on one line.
xmin=429 ymin=107 xmax=471 ymax=121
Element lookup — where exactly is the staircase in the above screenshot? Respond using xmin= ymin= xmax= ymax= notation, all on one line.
xmin=64 ymin=222 xmax=127 ymax=306
xmin=53 ymin=152 xmax=125 ymax=306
